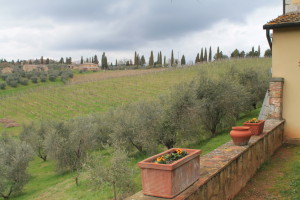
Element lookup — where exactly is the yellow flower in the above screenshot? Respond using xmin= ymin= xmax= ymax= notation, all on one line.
xmin=176 ymin=149 xmax=183 ymax=154
xmin=156 ymin=156 xmax=165 ymax=162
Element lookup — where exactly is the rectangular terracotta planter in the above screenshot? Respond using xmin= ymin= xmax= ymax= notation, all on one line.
xmin=243 ymin=120 xmax=265 ymax=135
xmin=138 ymin=148 xmax=201 ymax=198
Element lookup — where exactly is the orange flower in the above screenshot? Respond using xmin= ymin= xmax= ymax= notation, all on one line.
xmin=156 ymin=156 xmax=165 ymax=162
xmin=176 ymin=149 xmax=183 ymax=154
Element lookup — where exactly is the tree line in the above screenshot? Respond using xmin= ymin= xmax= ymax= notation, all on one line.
xmin=0 ymin=46 xmax=272 ymax=73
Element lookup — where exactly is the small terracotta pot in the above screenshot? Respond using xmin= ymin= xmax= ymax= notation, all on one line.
xmin=230 ymin=126 xmax=252 ymax=146
xmin=243 ymin=120 xmax=265 ymax=135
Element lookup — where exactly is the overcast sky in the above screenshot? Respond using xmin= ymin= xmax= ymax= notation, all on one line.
xmin=0 ymin=0 xmax=282 ymax=63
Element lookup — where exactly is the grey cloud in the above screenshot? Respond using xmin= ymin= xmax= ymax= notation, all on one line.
xmin=0 ymin=0 xmax=279 ymax=53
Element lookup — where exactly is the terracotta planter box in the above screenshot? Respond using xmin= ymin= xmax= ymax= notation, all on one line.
xmin=138 ymin=148 xmax=201 ymax=198
xmin=243 ymin=120 xmax=265 ymax=135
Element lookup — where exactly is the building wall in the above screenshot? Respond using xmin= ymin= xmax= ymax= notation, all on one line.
xmin=272 ymin=27 xmax=300 ymax=139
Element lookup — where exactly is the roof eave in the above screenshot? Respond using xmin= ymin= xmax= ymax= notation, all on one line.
xmin=263 ymin=22 xmax=300 ymax=29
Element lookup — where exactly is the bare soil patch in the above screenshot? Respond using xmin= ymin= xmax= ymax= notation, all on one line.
xmin=0 ymin=118 xmax=20 ymax=128
xmin=69 ymin=68 xmax=169 ymax=84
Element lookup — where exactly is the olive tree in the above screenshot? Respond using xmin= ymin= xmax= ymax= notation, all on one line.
xmin=236 ymin=67 xmax=270 ymax=109
xmin=110 ymin=100 xmax=161 ymax=153
xmin=195 ymin=75 xmax=250 ymax=137
xmin=0 ymin=135 xmax=33 ymax=199
xmin=45 ymin=118 xmax=97 ymax=185
xmin=20 ymin=120 xmax=53 ymax=161
xmin=86 ymin=148 xmax=134 ymax=200
xmin=157 ymin=83 xmax=200 ymax=149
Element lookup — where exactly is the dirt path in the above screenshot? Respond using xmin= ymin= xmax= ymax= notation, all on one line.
xmin=234 ymin=144 xmax=300 ymax=200
xmin=69 ymin=68 xmax=169 ymax=84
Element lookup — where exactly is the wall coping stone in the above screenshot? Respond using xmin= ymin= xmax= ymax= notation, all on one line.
xmin=270 ymin=77 xmax=284 ymax=82
xmin=126 ymin=119 xmax=285 ymax=200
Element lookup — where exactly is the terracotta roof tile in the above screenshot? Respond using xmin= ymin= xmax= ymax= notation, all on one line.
xmin=264 ymin=13 xmax=300 ymax=29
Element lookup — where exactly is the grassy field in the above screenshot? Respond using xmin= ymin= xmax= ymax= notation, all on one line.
xmin=0 ymin=58 xmax=271 ymax=136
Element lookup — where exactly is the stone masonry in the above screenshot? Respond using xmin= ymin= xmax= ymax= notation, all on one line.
xmin=268 ymin=78 xmax=284 ymax=120
xmin=286 ymin=0 xmax=300 ymax=13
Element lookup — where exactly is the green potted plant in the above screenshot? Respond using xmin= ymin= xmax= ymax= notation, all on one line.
xmin=243 ymin=118 xmax=265 ymax=135
xmin=138 ymin=148 xmax=201 ymax=198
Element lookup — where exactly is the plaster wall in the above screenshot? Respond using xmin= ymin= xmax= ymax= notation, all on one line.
xmin=272 ymin=28 xmax=300 ymax=139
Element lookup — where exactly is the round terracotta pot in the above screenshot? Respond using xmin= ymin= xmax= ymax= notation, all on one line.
xmin=230 ymin=126 xmax=252 ymax=146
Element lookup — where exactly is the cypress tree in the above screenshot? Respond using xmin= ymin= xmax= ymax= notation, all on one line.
xmin=157 ymin=52 xmax=160 ymax=65
xmin=149 ymin=51 xmax=154 ymax=66
xmin=141 ymin=55 xmax=146 ymax=66
xmin=94 ymin=55 xmax=99 ymax=64
xmin=134 ymin=51 xmax=138 ymax=66
xmin=200 ymin=48 xmax=204 ymax=62
xmin=204 ymin=48 xmax=207 ymax=62
xmin=80 ymin=56 xmax=83 ymax=64
xmin=101 ymin=52 xmax=108 ymax=69
xmin=195 ymin=53 xmax=200 ymax=63
xmin=115 ymin=59 xmax=117 ymax=66
xmin=159 ymin=51 xmax=162 ymax=65
xmin=41 ymin=56 xmax=44 ymax=64
xmin=181 ymin=55 xmax=186 ymax=65
xmin=164 ymin=56 xmax=166 ymax=67
xmin=171 ymin=50 xmax=174 ymax=67
xmin=209 ymin=46 xmax=212 ymax=62
xmin=217 ymin=46 xmax=220 ymax=60
xmin=258 ymin=45 xmax=261 ymax=57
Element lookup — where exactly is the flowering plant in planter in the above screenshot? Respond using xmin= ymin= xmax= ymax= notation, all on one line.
xmin=243 ymin=118 xmax=265 ymax=135
xmin=247 ymin=118 xmax=261 ymax=123
xmin=155 ymin=149 xmax=188 ymax=164
xmin=138 ymin=148 xmax=201 ymax=198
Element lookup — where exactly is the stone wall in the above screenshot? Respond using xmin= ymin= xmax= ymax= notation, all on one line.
xmin=127 ymin=119 xmax=284 ymax=200
xmin=286 ymin=0 xmax=300 ymax=13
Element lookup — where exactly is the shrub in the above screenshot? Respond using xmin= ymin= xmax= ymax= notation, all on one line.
xmin=1 ymin=73 xmax=8 ymax=81
xmin=40 ymin=75 xmax=47 ymax=82
xmin=49 ymin=74 xmax=57 ymax=82
xmin=8 ymin=80 xmax=18 ymax=87
xmin=31 ymin=76 xmax=38 ymax=83
xmin=0 ymin=82 xmax=6 ymax=90
xmin=19 ymin=78 xmax=29 ymax=85
xmin=61 ymin=74 xmax=69 ymax=84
